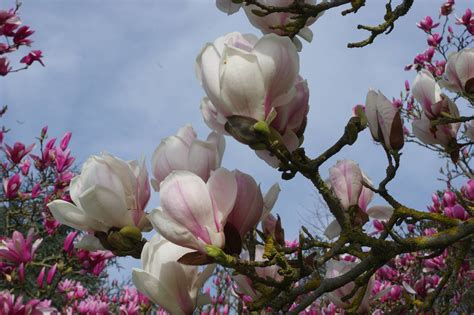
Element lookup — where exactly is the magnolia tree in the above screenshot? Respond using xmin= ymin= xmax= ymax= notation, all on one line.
xmin=3 ymin=0 xmax=474 ymax=314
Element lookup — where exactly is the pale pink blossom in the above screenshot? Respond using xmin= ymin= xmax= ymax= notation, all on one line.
xmin=132 ymin=236 xmax=214 ymax=315
xmin=48 ymin=153 xmax=151 ymax=236
xmin=365 ymin=89 xmax=404 ymax=150
xmin=196 ymin=32 xmax=299 ymax=124
xmin=149 ymin=168 xmax=237 ymax=252
xmin=325 ymin=258 xmax=374 ymax=312
xmin=440 ymin=48 xmax=474 ymax=94
xmin=151 ymin=124 xmax=225 ymax=190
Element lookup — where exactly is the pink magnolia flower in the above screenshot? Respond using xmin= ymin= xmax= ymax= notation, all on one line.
xmin=427 ymin=33 xmax=442 ymax=47
xmin=197 ymin=32 xmax=308 ymax=167
xmin=440 ymin=48 xmax=474 ymax=94
xmin=20 ymin=50 xmax=45 ymax=67
xmin=325 ymin=258 xmax=374 ymax=312
xmin=444 ymin=204 xmax=470 ymax=220
xmin=13 ymin=25 xmax=34 ymax=45
xmin=328 ymin=160 xmax=363 ymax=211
xmin=0 ymin=10 xmax=20 ymax=36
xmin=76 ymin=249 xmax=114 ymax=276
xmin=440 ymin=0 xmax=454 ymax=16
xmin=3 ymin=173 xmax=21 ymax=199
xmin=20 ymin=159 xmax=31 ymax=176
xmin=30 ymin=137 xmax=56 ymax=171
xmin=324 ymin=161 xmax=393 ymax=239
xmin=0 ymin=291 xmax=57 ymax=315
xmin=226 ymin=170 xmax=265 ymax=238
xmin=52 ymin=147 xmax=75 ymax=173
xmin=365 ymin=89 xmax=404 ymax=151
xmin=417 ymin=16 xmax=439 ymax=32
xmin=132 ymin=236 xmax=214 ymax=315
xmin=4 ymin=142 xmax=35 ymax=164
xmin=151 ymin=124 xmax=225 ymax=190
xmin=196 ymin=32 xmax=300 ymax=124
xmin=412 ymin=114 xmax=460 ymax=147
xmin=48 ymin=153 xmax=151 ymax=235
xmin=461 ymin=179 xmax=474 ymax=200
xmin=0 ymin=229 xmax=42 ymax=266
xmin=149 ymin=168 xmax=237 ymax=252
xmin=456 ymin=9 xmax=473 ymax=28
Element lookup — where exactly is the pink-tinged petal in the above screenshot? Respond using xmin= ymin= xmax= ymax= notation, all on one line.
xmin=271 ymin=78 xmax=309 ymax=133
xmin=365 ymin=89 xmax=382 ymax=141
xmin=253 ymin=34 xmax=299 ymax=114
xmin=176 ymin=124 xmax=197 ymax=146
xmin=454 ymin=48 xmax=474 ymax=91
xmin=48 ymin=200 xmax=106 ymax=232
xmin=366 ymin=205 xmax=394 ymax=220
xmin=188 ymin=140 xmax=220 ymax=182
xmin=219 ymin=45 xmax=266 ymax=120
xmin=132 ymin=270 xmax=189 ymax=315
xmin=402 ymin=281 xmax=417 ymax=295
xmin=215 ymin=0 xmax=242 ymax=14
xmin=206 ymin=131 xmax=226 ymax=164
xmin=412 ymin=70 xmax=442 ymax=119
xmin=200 ymin=97 xmax=228 ymax=135
xmin=227 ymin=170 xmax=264 ymax=237
xmin=207 ymin=168 xmax=238 ymax=231
xmin=79 ymin=185 xmax=132 ymax=228
xmin=261 ymin=183 xmax=280 ymax=219
xmin=151 ymin=136 xmax=190 ymax=190
xmin=69 ymin=176 xmax=83 ymax=207
xmin=159 ymin=171 xmax=217 ymax=245
xmin=324 ymin=219 xmax=342 ymax=239
xmin=358 ymin=173 xmax=374 ymax=212
xmin=148 ymin=208 xmax=203 ymax=251
xmin=196 ymin=43 xmax=224 ymax=109
xmin=255 ymin=129 xmax=299 ymax=167
xmin=329 ymin=160 xmax=363 ymax=210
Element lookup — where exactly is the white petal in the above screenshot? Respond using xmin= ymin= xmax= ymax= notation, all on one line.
xmin=132 ymin=269 xmax=187 ymax=315
xmin=324 ymin=219 xmax=342 ymax=239
xmin=215 ymin=0 xmax=242 ymax=15
xmin=75 ymin=235 xmax=105 ymax=251
xmin=79 ymin=185 xmax=132 ymax=228
xmin=262 ymin=183 xmax=280 ymax=219
xmin=207 ymin=168 xmax=238 ymax=230
xmin=47 ymin=200 xmax=106 ymax=232
xmin=160 ymin=171 xmax=216 ymax=240
xmin=366 ymin=205 xmax=394 ymax=220
xmin=188 ymin=140 xmax=220 ymax=181
xmin=219 ymin=45 xmax=266 ymax=120
xmin=253 ymin=34 xmax=299 ymax=104
xmin=329 ymin=160 xmax=363 ymax=210
xmin=176 ymin=124 xmax=197 ymax=146
xmin=151 ymin=136 xmax=190 ymax=189
xmin=148 ymin=208 xmax=204 ymax=252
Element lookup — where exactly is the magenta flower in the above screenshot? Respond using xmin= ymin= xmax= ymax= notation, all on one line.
xmin=417 ymin=16 xmax=439 ymax=32
xmin=4 ymin=142 xmax=35 ymax=165
xmin=0 ymin=229 xmax=42 ymax=266
xmin=20 ymin=50 xmax=45 ymax=67
xmin=3 ymin=173 xmax=21 ymax=199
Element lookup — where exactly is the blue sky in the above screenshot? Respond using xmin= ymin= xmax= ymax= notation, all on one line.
xmin=2 ymin=0 xmax=472 ymax=281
